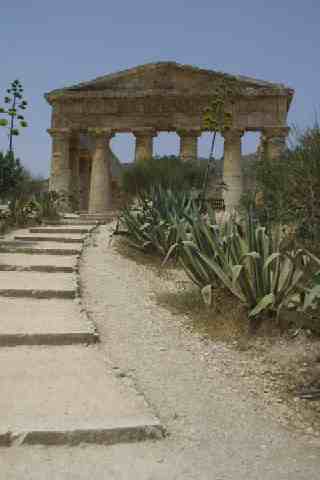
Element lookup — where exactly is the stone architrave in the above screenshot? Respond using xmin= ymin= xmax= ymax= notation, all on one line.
xmin=222 ymin=129 xmax=244 ymax=210
xmin=88 ymin=129 xmax=114 ymax=213
xmin=261 ymin=127 xmax=290 ymax=160
xmin=48 ymin=128 xmax=72 ymax=195
xmin=134 ymin=128 xmax=157 ymax=162
xmin=178 ymin=129 xmax=201 ymax=161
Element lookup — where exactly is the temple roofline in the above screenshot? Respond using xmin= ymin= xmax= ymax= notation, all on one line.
xmin=45 ymin=61 xmax=294 ymax=106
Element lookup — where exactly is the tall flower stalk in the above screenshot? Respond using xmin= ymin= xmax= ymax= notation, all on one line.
xmin=0 ymin=79 xmax=28 ymax=155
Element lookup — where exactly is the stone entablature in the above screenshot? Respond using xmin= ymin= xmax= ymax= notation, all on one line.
xmin=45 ymin=62 xmax=294 ymax=212
xmin=50 ymin=95 xmax=288 ymax=131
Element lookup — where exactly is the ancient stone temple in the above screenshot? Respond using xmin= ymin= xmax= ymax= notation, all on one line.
xmin=45 ymin=62 xmax=294 ymax=212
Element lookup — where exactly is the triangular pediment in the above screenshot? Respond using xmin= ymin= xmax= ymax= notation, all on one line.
xmin=46 ymin=62 xmax=293 ymax=100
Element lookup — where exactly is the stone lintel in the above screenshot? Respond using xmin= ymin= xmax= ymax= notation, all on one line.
xmin=133 ymin=128 xmax=158 ymax=138
xmin=261 ymin=126 xmax=290 ymax=139
xmin=87 ymin=128 xmax=114 ymax=139
xmin=177 ymin=128 xmax=202 ymax=138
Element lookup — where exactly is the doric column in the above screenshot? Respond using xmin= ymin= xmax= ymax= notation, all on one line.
xmin=261 ymin=127 xmax=289 ymax=160
xmin=88 ymin=128 xmax=114 ymax=214
xmin=79 ymin=149 xmax=91 ymax=212
xmin=134 ymin=128 xmax=157 ymax=162
xmin=222 ymin=128 xmax=244 ymax=210
xmin=48 ymin=128 xmax=71 ymax=194
xmin=69 ymin=133 xmax=80 ymax=210
xmin=178 ymin=129 xmax=201 ymax=161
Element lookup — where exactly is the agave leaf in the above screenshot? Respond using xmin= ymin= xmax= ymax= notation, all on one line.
xmin=201 ymin=284 xmax=213 ymax=306
xmin=303 ymin=285 xmax=320 ymax=311
xmin=162 ymin=242 xmax=179 ymax=266
xmin=303 ymin=249 xmax=320 ymax=268
xmin=231 ymin=265 xmax=243 ymax=286
xmin=239 ymin=251 xmax=261 ymax=263
xmin=196 ymin=251 xmax=246 ymax=302
xmin=264 ymin=252 xmax=281 ymax=270
xmin=249 ymin=293 xmax=275 ymax=317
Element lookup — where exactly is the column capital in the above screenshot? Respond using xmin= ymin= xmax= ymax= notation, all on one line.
xmin=133 ymin=128 xmax=158 ymax=138
xmin=222 ymin=128 xmax=245 ymax=142
xmin=47 ymin=128 xmax=71 ymax=139
xmin=87 ymin=127 xmax=114 ymax=139
xmin=261 ymin=126 xmax=290 ymax=139
xmin=177 ymin=128 xmax=202 ymax=138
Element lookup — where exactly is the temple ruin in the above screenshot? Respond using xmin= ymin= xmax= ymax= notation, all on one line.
xmin=45 ymin=62 xmax=294 ymax=212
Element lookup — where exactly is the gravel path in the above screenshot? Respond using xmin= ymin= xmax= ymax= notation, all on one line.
xmin=79 ymin=224 xmax=320 ymax=480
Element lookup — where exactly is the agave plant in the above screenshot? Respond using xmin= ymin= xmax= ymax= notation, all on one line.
xmin=31 ymin=191 xmax=60 ymax=221
xmin=166 ymin=215 xmax=320 ymax=320
xmin=118 ymin=186 xmax=201 ymax=256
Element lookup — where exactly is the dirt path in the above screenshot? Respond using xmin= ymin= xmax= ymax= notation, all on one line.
xmin=79 ymin=224 xmax=320 ymax=480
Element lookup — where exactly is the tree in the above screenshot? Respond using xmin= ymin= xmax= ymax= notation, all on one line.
xmin=0 ymin=151 xmax=26 ymax=201
xmin=242 ymin=124 xmax=320 ymax=248
xmin=0 ymin=79 xmax=28 ymax=155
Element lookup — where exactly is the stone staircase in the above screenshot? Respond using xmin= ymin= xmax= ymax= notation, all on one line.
xmin=0 ymin=218 xmax=162 ymax=447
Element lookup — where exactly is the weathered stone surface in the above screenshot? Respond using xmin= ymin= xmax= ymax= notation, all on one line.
xmin=29 ymin=226 xmax=94 ymax=234
xmin=0 ymin=241 xmax=82 ymax=255
xmin=0 ymin=346 xmax=162 ymax=445
xmin=14 ymin=234 xmax=85 ymax=243
xmin=0 ymin=253 xmax=76 ymax=272
xmin=0 ymin=271 xmax=76 ymax=298
xmin=0 ymin=298 xmax=96 ymax=346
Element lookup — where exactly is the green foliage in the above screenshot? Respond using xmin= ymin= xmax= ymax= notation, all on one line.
xmin=121 ymin=156 xmax=206 ymax=197
xmin=31 ymin=191 xmax=61 ymax=221
xmin=203 ymin=77 xmax=240 ymax=132
xmin=241 ymin=124 xmax=320 ymax=246
xmin=0 ymin=79 xmax=28 ymax=153
xmin=118 ymin=186 xmax=201 ymax=256
xmin=0 ymin=151 xmax=26 ymax=201
xmin=0 ymin=191 xmax=60 ymax=230
xmin=165 ymin=215 xmax=320 ymax=322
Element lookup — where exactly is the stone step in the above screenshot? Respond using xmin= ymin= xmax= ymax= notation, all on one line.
xmin=0 ymin=253 xmax=76 ymax=272
xmin=30 ymin=226 xmax=94 ymax=234
xmin=0 ymin=346 xmax=162 ymax=446
xmin=57 ymin=219 xmax=100 ymax=226
xmin=14 ymin=234 xmax=85 ymax=244
xmin=0 ymin=271 xmax=76 ymax=298
xmin=80 ymin=212 xmax=117 ymax=223
xmin=0 ymin=241 xmax=82 ymax=256
xmin=0 ymin=298 xmax=97 ymax=346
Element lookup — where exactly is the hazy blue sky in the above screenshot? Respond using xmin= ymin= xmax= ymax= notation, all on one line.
xmin=0 ymin=1 xmax=319 ymax=177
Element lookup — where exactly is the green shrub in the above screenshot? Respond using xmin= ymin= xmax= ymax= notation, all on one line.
xmin=0 ymin=151 xmax=26 ymax=201
xmin=241 ymin=124 xmax=320 ymax=247
xmin=2 ymin=191 xmax=61 ymax=228
xmin=121 ymin=156 xmax=206 ymax=197
xmin=31 ymin=191 xmax=60 ymax=221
